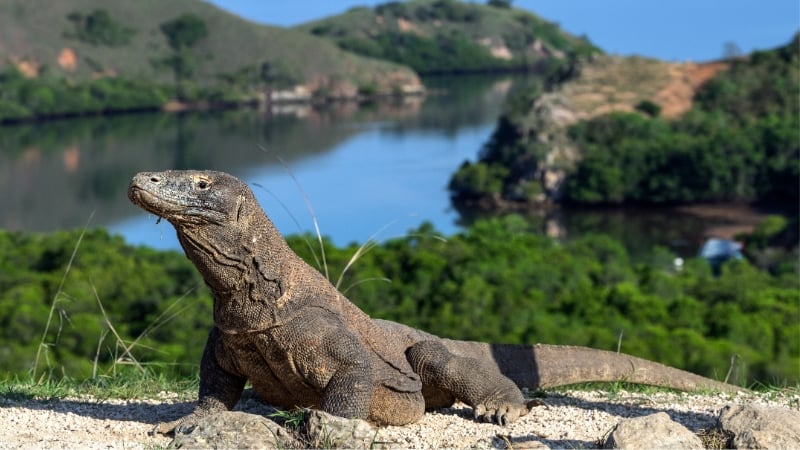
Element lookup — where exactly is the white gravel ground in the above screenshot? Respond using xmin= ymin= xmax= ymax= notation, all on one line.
xmin=0 ymin=389 xmax=797 ymax=449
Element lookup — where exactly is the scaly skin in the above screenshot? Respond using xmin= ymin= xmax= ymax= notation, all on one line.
xmin=127 ymin=170 xmax=741 ymax=434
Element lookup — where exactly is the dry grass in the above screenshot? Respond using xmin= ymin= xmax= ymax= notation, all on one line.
xmin=559 ymin=55 xmax=728 ymax=121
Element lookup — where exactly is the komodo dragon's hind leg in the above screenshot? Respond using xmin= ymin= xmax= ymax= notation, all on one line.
xmin=406 ymin=340 xmax=529 ymax=425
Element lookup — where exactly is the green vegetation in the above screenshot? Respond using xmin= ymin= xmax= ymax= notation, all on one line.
xmin=299 ymin=0 xmax=598 ymax=74
xmin=634 ymin=99 xmax=661 ymax=118
xmin=155 ymin=14 xmax=209 ymax=99
xmin=0 ymin=68 xmax=172 ymax=122
xmin=0 ymin=0 xmax=418 ymax=121
xmin=0 ymin=371 xmax=198 ymax=401
xmin=449 ymin=36 xmax=799 ymax=207
xmin=1 ymin=229 xmax=210 ymax=379
xmin=338 ymin=30 xmax=516 ymax=74
xmin=564 ymin=110 xmax=798 ymax=205
xmin=487 ymin=0 xmax=513 ymax=9
xmin=565 ymin=37 xmax=799 ymax=205
xmin=64 ymin=9 xmax=136 ymax=47
xmin=1 ymin=216 xmax=797 ymax=386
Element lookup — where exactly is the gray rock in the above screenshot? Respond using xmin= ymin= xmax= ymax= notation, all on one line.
xmin=166 ymin=408 xmax=392 ymax=449
xmin=170 ymin=411 xmax=302 ymax=449
xmin=301 ymin=409 xmax=387 ymax=449
xmin=603 ymin=412 xmax=703 ymax=449
xmin=718 ymin=403 xmax=800 ymax=449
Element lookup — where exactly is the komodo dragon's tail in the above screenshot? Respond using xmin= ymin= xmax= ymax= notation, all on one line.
xmin=441 ymin=339 xmax=743 ymax=394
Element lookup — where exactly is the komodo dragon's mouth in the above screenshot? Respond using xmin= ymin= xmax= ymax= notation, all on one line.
xmin=127 ymin=185 xmax=168 ymax=223
xmin=127 ymin=184 xmax=154 ymax=209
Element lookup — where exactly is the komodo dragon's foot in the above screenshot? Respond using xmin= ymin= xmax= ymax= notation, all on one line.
xmin=149 ymin=412 xmax=208 ymax=436
xmin=407 ymin=340 xmax=531 ymax=426
xmin=150 ymin=418 xmax=180 ymax=436
xmin=473 ymin=391 xmax=530 ymax=425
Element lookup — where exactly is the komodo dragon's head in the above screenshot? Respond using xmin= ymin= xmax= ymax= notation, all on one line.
xmin=128 ymin=170 xmax=256 ymax=228
xmin=129 ymin=170 xmax=287 ymax=293
xmin=129 ymin=170 xmax=293 ymax=325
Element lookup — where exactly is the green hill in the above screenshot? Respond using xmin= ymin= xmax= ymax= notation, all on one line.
xmin=296 ymin=0 xmax=599 ymax=74
xmin=0 ymin=0 xmax=421 ymax=120
xmin=449 ymin=35 xmax=800 ymax=208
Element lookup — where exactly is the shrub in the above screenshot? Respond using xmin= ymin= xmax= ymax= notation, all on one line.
xmin=65 ymin=9 xmax=136 ymax=47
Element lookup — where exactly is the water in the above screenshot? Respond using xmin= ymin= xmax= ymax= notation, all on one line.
xmin=0 ymin=76 xmax=518 ymax=249
xmin=112 ymin=120 xmax=497 ymax=249
xmin=0 ymin=75 xmax=776 ymax=257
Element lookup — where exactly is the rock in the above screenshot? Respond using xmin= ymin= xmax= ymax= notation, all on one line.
xmin=717 ymin=403 xmax=800 ymax=449
xmin=495 ymin=435 xmax=551 ymax=449
xmin=166 ymin=408 xmax=390 ymax=449
xmin=301 ymin=409 xmax=388 ymax=449
xmin=170 ymin=411 xmax=302 ymax=449
xmin=603 ymin=412 xmax=703 ymax=449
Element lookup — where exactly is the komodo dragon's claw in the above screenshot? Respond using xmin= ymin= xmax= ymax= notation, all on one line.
xmin=474 ymin=401 xmax=529 ymax=426
xmin=149 ymin=417 xmax=198 ymax=436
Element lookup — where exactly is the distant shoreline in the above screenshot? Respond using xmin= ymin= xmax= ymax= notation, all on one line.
xmin=0 ymin=87 xmax=427 ymax=126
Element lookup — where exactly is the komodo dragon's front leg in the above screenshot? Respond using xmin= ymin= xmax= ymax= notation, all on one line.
xmin=152 ymin=328 xmax=246 ymax=435
xmin=406 ymin=340 xmax=529 ymax=425
xmin=273 ymin=312 xmax=375 ymax=420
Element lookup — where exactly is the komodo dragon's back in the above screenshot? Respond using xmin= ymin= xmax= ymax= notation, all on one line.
xmin=127 ymin=170 xmax=742 ymax=435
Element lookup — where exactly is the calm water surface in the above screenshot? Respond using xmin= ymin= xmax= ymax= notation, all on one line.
xmin=113 ymin=119 xmax=496 ymax=249
xmin=1 ymin=76 xmax=518 ymax=248
xmin=0 ymin=75 xmax=773 ymax=258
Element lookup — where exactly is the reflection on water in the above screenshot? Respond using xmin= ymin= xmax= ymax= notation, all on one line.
xmin=456 ymin=203 xmax=780 ymax=262
xmin=0 ymin=73 xmax=779 ymax=256
xmin=1 ymin=75 xmax=520 ymax=247
xmin=112 ymin=120 xmax=499 ymax=249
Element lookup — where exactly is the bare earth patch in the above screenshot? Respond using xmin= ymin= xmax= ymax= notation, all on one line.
xmin=561 ymin=55 xmax=729 ymax=121
xmin=656 ymin=61 xmax=729 ymax=118
xmin=1 ymin=389 xmax=796 ymax=449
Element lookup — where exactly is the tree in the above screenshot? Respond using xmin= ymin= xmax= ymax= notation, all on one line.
xmin=65 ymin=9 xmax=136 ymax=47
xmin=160 ymin=14 xmax=208 ymax=51
xmin=260 ymin=61 xmax=298 ymax=91
xmin=488 ymin=0 xmax=513 ymax=8
xmin=723 ymin=41 xmax=742 ymax=60
xmin=157 ymin=14 xmax=209 ymax=100
xmin=635 ymin=100 xmax=661 ymax=117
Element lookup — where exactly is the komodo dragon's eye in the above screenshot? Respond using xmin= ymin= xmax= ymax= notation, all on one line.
xmin=197 ymin=180 xmax=210 ymax=190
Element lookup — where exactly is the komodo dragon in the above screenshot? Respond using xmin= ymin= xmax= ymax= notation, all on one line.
xmin=128 ymin=170 xmax=741 ymax=434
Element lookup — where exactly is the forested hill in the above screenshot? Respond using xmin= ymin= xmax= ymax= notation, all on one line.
xmin=296 ymin=0 xmax=599 ymax=74
xmin=0 ymin=0 xmax=419 ymax=115
xmin=449 ymin=34 xmax=800 ymax=208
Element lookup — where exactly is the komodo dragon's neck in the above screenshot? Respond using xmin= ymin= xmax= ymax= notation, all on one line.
xmin=174 ymin=206 xmax=297 ymax=333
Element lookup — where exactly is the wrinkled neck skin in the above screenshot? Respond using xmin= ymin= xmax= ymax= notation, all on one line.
xmin=173 ymin=203 xmax=292 ymax=334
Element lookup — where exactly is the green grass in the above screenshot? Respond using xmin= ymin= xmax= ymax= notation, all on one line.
xmin=269 ymin=408 xmax=306 ymax=430
xmin=0 ymin=371 xmax=198 ymax=403
xmin=4 ymin=369 xmax=795 ymax=405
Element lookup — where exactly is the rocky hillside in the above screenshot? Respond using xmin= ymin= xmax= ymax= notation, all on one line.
xmin=554 ymin=56 xmax=729 ymax=121
xmin=449 ymin=34 xmax=799 ymax=208
xmin=498 ymin=55 xmax=730 ymax=202
xmin=0 ymin=0 xmax=421 ymax=99
xmin=296 ymin=0 xmax=599 ymax=74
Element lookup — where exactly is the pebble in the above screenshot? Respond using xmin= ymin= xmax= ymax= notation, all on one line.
xmin=0 ymin=389 xmax=796 ymax=449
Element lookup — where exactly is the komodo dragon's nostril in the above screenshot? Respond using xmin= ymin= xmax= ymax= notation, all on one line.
xmin=150 ymin=176 xmax=160 ymax=183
